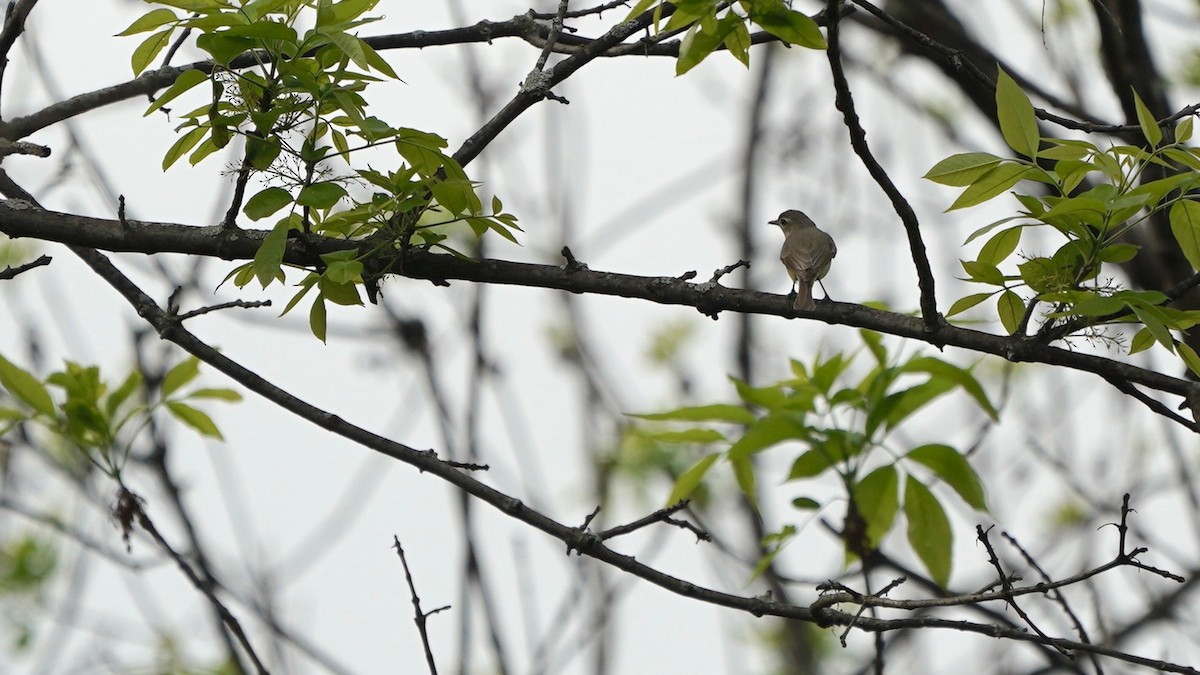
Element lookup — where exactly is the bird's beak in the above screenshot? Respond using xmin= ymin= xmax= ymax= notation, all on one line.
xmin=768 ymin=219 xmax=780 ymax=226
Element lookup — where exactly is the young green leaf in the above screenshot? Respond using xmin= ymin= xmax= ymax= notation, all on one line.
xmin=977 ymin=227 xmax=1021 ymax=266
xmin=731 ymin=455 xmax=756 ymax=503
xmin=786 ymin=449 xmax=833 ymax=480
xmin=1169 ymin=200 xmax=1200 ymax=270
xmin=997 ymin=289 xmax=1024 ymax=335
xmin=118 ymin=8 xmax=179 ymax=36
xmin=131 ymin=29 xmax=173 ymax=75
xmin=946 ymin=292 xmax=994 ymax=318
xmin=1177 ymin=117 xmax=1194 ymax=143
xmin=923 ymin=152 xmax=1004 ymax=187
xmin=161 ymin=357 xmax=201 ymax=397
xmin=166 ymin=401 xmax=223 ymax=439
xmin=1129 ymin=327 xmax=1155 ymax=354
xmin=244 ymin=187 xmax=293 ymax=221
xmin=0 ymin=355 xmax=55 ymax=417
xmin=631 ymin=404 xmax=757 ymax=424
xmin=904 ymin=476 xmax=953 ymax=587
xmin=853 ymin=465 xmax=900 ymax=547
xmin=161 ymin=126 xmax=207 ymax=170
xmin=996 ymin=68 xmax=1040 ymax=159
xmin=145 ymin=68 xmax=208 ymax=116
xmin=309 ymin=295 xmax=328 ymax=343
xmin=947 ymin=164 xmax=1032 ymax=211
xmin=750 ymin=5 xmax=826 ymax=49
xmin=667 ymin=453 xmax=720 ymax=506
xmin=906 ymin=444 xmax=987 ymax=511
xmin=1132 ymin=89 xmax=1163 ymax=147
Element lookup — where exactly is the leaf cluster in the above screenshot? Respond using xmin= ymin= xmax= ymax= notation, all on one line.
xmin=631 ymin=331 xmax=994 ymax=587
xmin=120 ymin=0 xmax=521 ymax=341
xmin=0 ymin=355 xmax=239 ymax=478
xmin=625 ymin=0 xmax=826 ymax=75
xmin=927 ymin=69 xmax=1200 ymax=374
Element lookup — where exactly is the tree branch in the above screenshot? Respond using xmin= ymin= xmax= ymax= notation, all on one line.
xmin=1 ymin=201 xmax=1196 ymax=422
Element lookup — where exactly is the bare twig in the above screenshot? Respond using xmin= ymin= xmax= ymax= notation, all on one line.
xmin=392 ymin=535 xmax=449 ymax=675
xmin=118 ymin=487 xmax=270 ymax=674
xmin=0 ymin=253 xmax=50 ymax=280
xmin=824 ymin=0 xmax=940 ymax=332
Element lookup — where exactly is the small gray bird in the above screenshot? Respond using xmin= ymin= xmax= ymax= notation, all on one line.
xmin=770 ymin=210 xmax=837 ymax=311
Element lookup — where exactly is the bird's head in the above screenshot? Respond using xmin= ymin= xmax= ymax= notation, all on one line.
xmin=769 ymin=210 xmax=815 ymax=230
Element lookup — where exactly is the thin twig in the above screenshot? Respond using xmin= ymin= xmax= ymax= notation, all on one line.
xmin=0 ymin=253 xmax=50 ymax=280
xmin=824 ymin=0 xmax=940 ymax=332
xmin=120 ymin=488 xmax=270 ymax=674
xmin=392 ymin=535 xmax=449 ymax=675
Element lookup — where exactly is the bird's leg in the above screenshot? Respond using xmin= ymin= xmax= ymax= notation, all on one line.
xmin=816 ymin=279 xmax=834 ymax=303
xmin=787 ymin=280 xmax=799 ymax=304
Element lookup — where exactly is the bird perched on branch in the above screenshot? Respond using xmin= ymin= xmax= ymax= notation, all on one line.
xmin=770 ymin=210 xmax=837 ymax=311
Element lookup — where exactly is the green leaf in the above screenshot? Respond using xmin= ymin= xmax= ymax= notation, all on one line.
xmin=1131 ymin=304 xmax=1175 ymax=351
xmin=906 ymin=444 xmax=987 ymax=511
xmin=1177 ymin=117 xmax=1194 ymax=143
xmin=187 ymin=388 xmax=242 ymax=402
xmin=161 ymin=357 xmax=201 ymax=397
xmin=728 ymin=412 xmax=808 ymax=461
xmin=732 ymin=378 xmax=788 ymax=409
xmin=900 ymin=357 xmax=998 ymax=420
xmin=996 ymin=68 xmax=1040 ymax=158
xmin=0 ymin=355 xmax=55 ymax=417
xmin=875 ymin=379 xmax=956 ymax=433
xmin=131 ymin=29 xmax=173 ymax=75
xmin=676 ymin=16 xmax=728 ymax=76
xmin=1097 ymin=243 xmax=1139 ymax=263
xmin=309 ymin=295 xmax=328 ymax=342
xmin=105 ymin=371 xmax=143 ymax=417
xmin=923 ymin=152 xmax=1004 ymax=187
xmin=645 ymin=428 xmax=726 ymax=443
xmin=724 ymin=20 xmax=751 ymax=67
xmin=251 ymin=223 xmax=289 ymax=288
xmin=731 ymin=455 xmax=756 ymax=502
xmin=631 ymin=404 xmax=756 ymax=425
xmin=751 ymin=5 xmax=825 ymax=49
xmin=195 ymin=32 xmax=255 ymax=65
xmin=960 ymin=260 xmax=1005 ymax=285
xmin=1177 ymin=342 xmax=1200 ymax=379
xmin=1169 ymin=200 xmax=1200 ymax=270
xmin=244 ymin=187 xmax=293 ymax=220
xmin=245 ymin=136 xmax=282 ymax=170
xmin=786 ymin=449 xmax=833 ymax=480
xmin=977 ymin=227 xmax=1021 ymax=266
xmin=853 ymin=465 xmax=900 ymax=547
xmin=946 ymin=292 xmax=994 ymax=318
xmin=166 ymin=401 xmax=223 ymax=439
xmin=117 ymin=8 xmax=179 ymax=36
xmin=792 ymin=497 xmax=820 ymax=510
xmin=667 ymin=453 xmax=720 ymax=506
xmin=1070 ymin=294 xmax=1125 ymax=317
xmin=296 ymin=182 xmax=347 ymax=210
xmin=1132 ymin=89 xmax=1162 ymax=147
xmin=947 ymin=163 xmax=1032 ymax=211
xmin=624 ymin=0 xmax=658 ymax=22
xmin=997 ymin=290 xmax=1024 ymax=335
xmin=1129 ymin=327 xmax=1155 ymax=354
xmin=162 ymin=126 xmax=207 ymax=170
xmin=145 ymin=68 xmax=208 ymax=116
xmin=904 ymin=476 xmax=953 ymax=587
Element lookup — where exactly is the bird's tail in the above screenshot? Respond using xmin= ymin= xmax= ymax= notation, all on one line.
xmin=792 ymin=282 xmax=816 ymax=311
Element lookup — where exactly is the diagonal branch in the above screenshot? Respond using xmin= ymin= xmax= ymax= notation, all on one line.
xmin=1 ymin=201 xmax=1197 ymax=424
xmin=824 ymin=0 xmax=940 ymax=331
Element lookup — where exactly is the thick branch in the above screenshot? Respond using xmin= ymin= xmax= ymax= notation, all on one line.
xmin=1 ymin=201 xmax=1196 ymax=412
